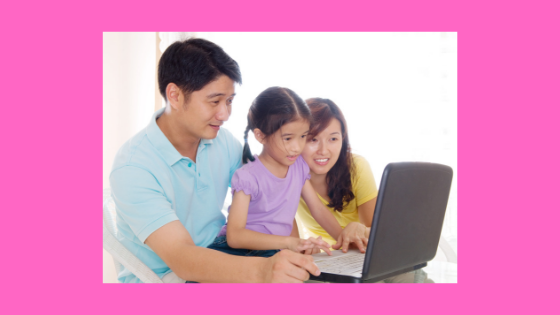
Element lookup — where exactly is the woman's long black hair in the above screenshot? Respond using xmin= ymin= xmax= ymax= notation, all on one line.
xmin=242 ymin=87 xmax=311 ymax=164
xmin=306 ymin=98 xmax=355 ymax=212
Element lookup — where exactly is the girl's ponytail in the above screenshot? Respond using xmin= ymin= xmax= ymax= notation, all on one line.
xmin=242 ymin=124 xmax=255 ymax=164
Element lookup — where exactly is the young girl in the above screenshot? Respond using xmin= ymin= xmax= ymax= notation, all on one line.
xmin=207 ymin=87 xmax=344 ymax=257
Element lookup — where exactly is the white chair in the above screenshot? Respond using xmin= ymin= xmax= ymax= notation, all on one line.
xmin=437 ymin=236 xmax=457 ymax=264
xmin=103 ymin=189 xmax=184 ymax=283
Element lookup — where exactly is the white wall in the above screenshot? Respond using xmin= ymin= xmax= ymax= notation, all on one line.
xmin=103 ymin=32 xmax=157 ymax=282
xmin=198 ymin=32 xmax=458 ymax=252
xmin=103 ymin=32 xmax=156 ymax=189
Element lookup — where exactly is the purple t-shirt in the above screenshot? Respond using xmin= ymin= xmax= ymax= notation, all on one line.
xmin=218 ymin=155 xmax=311 ymax=237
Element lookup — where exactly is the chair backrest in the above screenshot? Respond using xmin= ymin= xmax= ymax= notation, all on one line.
xmin=103 ymin=189 xmax=124 ymax=275
xmin=103 ymin=189 xmax=164 ymax=283
xmin=438 ymin=236 xmax=457 ymax=263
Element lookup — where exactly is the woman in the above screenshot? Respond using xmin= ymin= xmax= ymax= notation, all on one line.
xmin=296 ymin=98 xmax=377 ymax=253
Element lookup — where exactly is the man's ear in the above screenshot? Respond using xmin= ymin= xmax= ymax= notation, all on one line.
xmin=254 ymin=128 xmax=266 ymax=144
xmin=166 ymin=83 xmax=183 ymax=110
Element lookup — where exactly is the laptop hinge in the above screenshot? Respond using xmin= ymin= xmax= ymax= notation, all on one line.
xmin=362 ymin=262 xmax=428 ymax=283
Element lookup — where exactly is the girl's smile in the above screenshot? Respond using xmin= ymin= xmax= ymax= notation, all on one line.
xmin=287 ymin=155 xmax=299 ymax=162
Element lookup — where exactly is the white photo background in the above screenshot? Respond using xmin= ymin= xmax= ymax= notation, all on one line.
xmin=196 ymin=32 xmax=457 ymax=255
xmin=104 ymin=32 xmax=457 ymax=268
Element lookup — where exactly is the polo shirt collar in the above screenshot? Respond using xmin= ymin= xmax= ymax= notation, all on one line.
xmin=200 ymin=138 xmax=213 ymax=146
xmin=147 ymin=108 xmax=213 ymax=166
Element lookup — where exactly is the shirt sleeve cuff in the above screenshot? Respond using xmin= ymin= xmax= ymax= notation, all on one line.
xmin=357 ymin=191 xmax=378 ymax=207
xmin=137 ymin=212 xmax=180 ymax=244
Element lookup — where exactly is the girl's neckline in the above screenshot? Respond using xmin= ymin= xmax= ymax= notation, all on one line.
xmin=254 ymin=154 xmax=290 ymax=180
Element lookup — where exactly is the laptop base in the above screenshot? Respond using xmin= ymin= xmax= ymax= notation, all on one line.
xmin=309 ymin=262 xmax=427 ymax=283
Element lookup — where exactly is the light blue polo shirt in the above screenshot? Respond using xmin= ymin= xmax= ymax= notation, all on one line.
xmin=110 ymin=108 xmax=242 ymax=283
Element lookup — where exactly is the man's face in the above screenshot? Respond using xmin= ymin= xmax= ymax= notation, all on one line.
xmin=176 ymin=75 xmax=236 ymax=140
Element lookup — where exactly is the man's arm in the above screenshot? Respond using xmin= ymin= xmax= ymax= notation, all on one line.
xmin=145 ymin=221 xmax=321 ymax=283
xmin=111 ymin=165 xmax=319 ymax=282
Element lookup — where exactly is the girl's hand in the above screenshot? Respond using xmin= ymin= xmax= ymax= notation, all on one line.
xmin=332 ymin=222 xmax=370 ymax=253
xmin=287 ymin=236 xmax=332 ymax=255
xmin=302 ymin=236 xmax=332 ymax=256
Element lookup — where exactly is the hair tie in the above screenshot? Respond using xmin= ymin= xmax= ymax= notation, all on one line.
xmin=244 ymin=138 xmax=248 ymax=143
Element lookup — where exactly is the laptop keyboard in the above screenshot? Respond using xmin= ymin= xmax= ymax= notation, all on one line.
xmin=313 ymin=251 xmax=365 ymax=276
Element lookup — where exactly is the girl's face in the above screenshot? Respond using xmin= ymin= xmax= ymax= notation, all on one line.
xmin=302 ymin=118 xmax=343 ymax=175
xmin=260 ymin=118 xmax=310 ymax=167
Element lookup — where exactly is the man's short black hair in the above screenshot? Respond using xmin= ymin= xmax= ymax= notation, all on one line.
xmin=158 ymin=38 xmax=242 ymax=101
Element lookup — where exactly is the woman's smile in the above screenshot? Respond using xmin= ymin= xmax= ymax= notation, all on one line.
xmin=313 ymin=158 xmax=330 ymax=166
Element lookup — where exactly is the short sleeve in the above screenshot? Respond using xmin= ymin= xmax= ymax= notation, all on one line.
xmin=230 ymin=168 xmax=259 ymax=198
xmin=353 ymin=155 xmax=378 ymax=206
xmin=110 ymin=166 xmax=179 ymax=243
xmin=300 ymin=156 xmax=311 ymax=182
xmin=224 ymin=129 xmax=243 ymax=187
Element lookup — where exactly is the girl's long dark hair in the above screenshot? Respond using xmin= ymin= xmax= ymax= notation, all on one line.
xmin=242 ymin=87 xmax=311 ymax=164
xmin=306 ymin=98 xmax=355 ymax=212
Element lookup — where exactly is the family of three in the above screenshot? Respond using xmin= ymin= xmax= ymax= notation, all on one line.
xmin=110 ymin=38 xmax=378 ymax=283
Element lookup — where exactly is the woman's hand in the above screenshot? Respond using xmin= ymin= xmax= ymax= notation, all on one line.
xmin=286 ymin=236 xmax=332 ymax=255
xmin=332 ymin=222 xmax=370 ymax=253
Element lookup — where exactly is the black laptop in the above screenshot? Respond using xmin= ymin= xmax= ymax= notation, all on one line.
xmin=308 ymin=162 xmax=453 ymax=283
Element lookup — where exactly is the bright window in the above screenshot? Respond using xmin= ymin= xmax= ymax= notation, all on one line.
xmin=197 ymin=32 xmax=458 ymax=254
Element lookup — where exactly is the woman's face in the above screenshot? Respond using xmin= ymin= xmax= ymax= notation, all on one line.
xmin=302 ymin=118 xmax=343 ymax=175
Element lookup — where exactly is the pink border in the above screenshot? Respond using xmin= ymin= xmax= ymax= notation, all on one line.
xmin=3 ymin=0 xmax=558 ymax=313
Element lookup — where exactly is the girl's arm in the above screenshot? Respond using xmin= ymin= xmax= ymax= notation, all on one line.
xmin=292 ymin=217 xmax=333 ymax=255
xmin=290 ymin=218 xmax=300 ymax=237
xmin=301 ymin=180 xmax=343 ymax=240
xmin=227 ymin=190 xmax=321 ymax=252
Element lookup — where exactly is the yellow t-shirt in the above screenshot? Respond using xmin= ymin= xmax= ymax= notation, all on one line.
xmin=296 ymin=154 xmax=378 ymax=245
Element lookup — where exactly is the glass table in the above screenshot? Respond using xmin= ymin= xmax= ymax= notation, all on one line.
xmin=419 ymin=260 xmax=457 ymax=283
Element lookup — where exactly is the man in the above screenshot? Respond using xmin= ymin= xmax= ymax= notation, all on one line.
xmin=110 ymin=38 xmax=320 ymax=283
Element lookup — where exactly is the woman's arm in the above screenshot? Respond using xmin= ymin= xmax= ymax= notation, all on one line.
xmin=301 ymin=180 xmax=343 ymax=240
xmin=331 ymin=197 xmax=377 ymax=253
xmin=358 ymin=197 xmax=377 ymax=227
xmin=332 ymin=155 xmax=379 ymax=252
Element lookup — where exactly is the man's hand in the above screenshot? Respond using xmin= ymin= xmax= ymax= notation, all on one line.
xmin=260 ymin=250 xmax=321 ymax=283
xmin=332 ymin=222 xmax=370 ymax=253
